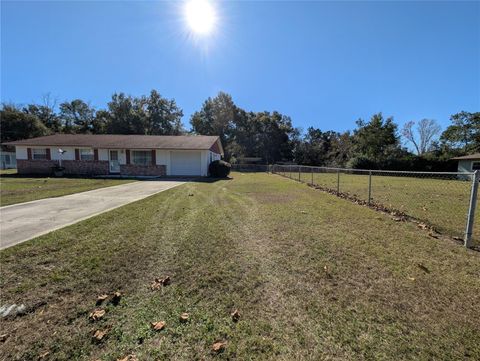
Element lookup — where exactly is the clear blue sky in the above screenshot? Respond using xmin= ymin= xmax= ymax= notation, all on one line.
xmin=1 ymin=1 xmax=479 ymax=134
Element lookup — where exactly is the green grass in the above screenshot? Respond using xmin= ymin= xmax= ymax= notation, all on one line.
xmin=278 ymin=169 xmax=478 ymax=241
xmin=0 ymin=176 xmax=134 ymax=206
xmin=1 ymin=172 xmax=479 ymax=360
xmin=0 ymin=169 xmax=17 ymax=175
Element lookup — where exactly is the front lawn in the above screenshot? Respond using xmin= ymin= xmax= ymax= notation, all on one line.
xmin=0 ymin=172 xmax=479 ymax=360
xmin=0 ymin=176 xmax=134 ymax=206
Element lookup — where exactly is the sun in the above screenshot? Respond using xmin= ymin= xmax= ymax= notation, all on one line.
xmin=184 ymin=0 xmax=217 ymax=35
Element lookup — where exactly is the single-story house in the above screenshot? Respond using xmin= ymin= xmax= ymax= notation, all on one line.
xmin=451 ymin=153 xmax=480 ymax=173
xmin=0 ymin=150 xmax=16 ymax=169
xmin=3 ymin=134 xmax=223 ymax=177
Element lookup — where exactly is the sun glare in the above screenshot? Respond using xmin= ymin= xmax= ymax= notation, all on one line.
xmin=184 ymin=0 xmax=217 ymax=35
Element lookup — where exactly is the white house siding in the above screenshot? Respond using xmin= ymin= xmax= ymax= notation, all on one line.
xmin=15 ymin=146 xmax=28 ymax=160
xmin=50 ymin=147 xmax=76 ymax=161
xmin=156 ymin=150 xmax=171 ymax=175
xmin=15 ymin=145 xmax=222 ymax=177
xmin=457 ymin=159 xmax=480 ymax=173
xmin=98 ymin=149 xmax=109 ymax=161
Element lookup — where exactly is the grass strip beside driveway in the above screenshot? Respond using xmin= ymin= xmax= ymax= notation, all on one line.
xmin=0 ymin=176 xmax=134 ymax=206
xmin=1 ymin=172 xmax=479 ymax=360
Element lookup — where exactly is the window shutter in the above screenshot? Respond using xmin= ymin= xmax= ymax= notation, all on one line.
xmin=27 ymin=148 xmax=32 ymax=160
xmin=151 ymin=150 xmax=156 ymax=165
xmin=75 ymin=149 xmax=80 ymax=160
xmin=126 ymin=150 xmax=130 ymax=164
xmin=46 ymin=148 xmax=51 ymax=160
xmin=94 ymin=149 xmax=98 ymax=161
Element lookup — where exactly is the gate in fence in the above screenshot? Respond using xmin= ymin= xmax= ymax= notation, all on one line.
xmin=269 ymin=164 xmax=479 ymax=248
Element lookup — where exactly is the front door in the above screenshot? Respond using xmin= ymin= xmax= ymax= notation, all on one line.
xmin=109 ymin=150 xmax=120 ymax=173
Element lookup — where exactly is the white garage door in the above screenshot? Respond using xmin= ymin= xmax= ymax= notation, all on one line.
xmin=170 ymin=151 xmax=202 ymax=176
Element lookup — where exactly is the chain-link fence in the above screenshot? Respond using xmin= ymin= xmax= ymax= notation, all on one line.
xmin=271 ymin=164 xmax=479 ymax=248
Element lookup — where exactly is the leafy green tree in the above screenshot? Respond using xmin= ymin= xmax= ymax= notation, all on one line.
xmin=59 ymin=99 xmax=95 ymax=133
xmin=1 ymin=104 xmax=50 ymax=143
xmin=190 ymin=92 xmax=237 ymax=145
xmin=23 ymin=94 xmax=61 ymax=132
xmin=144 ymin=90 xmax=184 ymax=135
xmin=352 ymin=113 xmax=400 ymax=164
xmin=105 ymin=91 xmax=184 ymax=135
xmin=440 ymin=111 xmax=480 ymax=153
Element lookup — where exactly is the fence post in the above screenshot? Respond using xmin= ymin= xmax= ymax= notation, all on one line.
xmin=464 ymin=170 xmax=479 ymax=248
xmin=336 ymin=171 xmax=340 ymax=193
xmin=368 ymin=170 xmax=372 ymax=205
xmin=311 ymin=167 xmax=313 ymax=184
xmin=298 ymin=166 xmax=301 ymax=182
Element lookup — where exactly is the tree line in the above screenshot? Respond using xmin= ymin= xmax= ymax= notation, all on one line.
xmin=1 ymin=90 xmax=478 ymax=170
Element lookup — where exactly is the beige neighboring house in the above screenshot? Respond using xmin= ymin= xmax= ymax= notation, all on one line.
xmin=452 ymin=153 xmax=480 ymax=172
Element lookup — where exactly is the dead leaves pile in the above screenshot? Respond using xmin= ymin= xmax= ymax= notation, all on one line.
xmin=87 ymin=276 xmax=238 ymax=356
xmin=90 ymin=292 xmax=122 ymax=344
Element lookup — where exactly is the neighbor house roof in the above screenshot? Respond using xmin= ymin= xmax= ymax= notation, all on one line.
xmin=3 ymin=134 xmax=223 ymax=154
xmin=451 ymin=153 xmax=480 ymax=161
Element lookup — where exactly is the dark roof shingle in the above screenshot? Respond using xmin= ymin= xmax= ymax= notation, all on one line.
xmin=451 ymin=153 xmax=480 ymax=160
xmin=3 ymin=134 xmax=222 ymax=152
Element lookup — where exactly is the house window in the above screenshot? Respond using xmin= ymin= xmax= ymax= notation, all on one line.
xmin=472 ymin=162 xmax=480 ymax=171
xmin=80 ymin=148 xmax=94 ymax=161
xmin=32 ymin=148 xmax=48 ymax=160
xmin=132 ymin=150 xmax=152 ymax=166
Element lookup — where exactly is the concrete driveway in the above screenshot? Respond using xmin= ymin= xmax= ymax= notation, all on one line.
xmin=0 ymin=180 xmax=184 ymax=250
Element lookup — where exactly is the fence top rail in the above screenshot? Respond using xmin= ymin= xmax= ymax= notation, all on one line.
xmin=273 ymin=164 xmax=474 ymax=176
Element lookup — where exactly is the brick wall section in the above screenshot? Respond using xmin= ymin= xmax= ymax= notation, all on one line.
xmin=62 ymin=160 xmax=109 ymax=176
xmin=120 ymin=164 xmax=166 ymax=176
xmin=17 ymin=159 xmax=57 ymax=175
xmin=17 ymin=159 xmax=166 ymax=176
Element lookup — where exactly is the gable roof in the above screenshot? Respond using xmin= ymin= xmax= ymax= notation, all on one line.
xmin=451 ymin=153 xmax=480 ymax=161
xmin=3 ymin=134 xmax=223 ymax=154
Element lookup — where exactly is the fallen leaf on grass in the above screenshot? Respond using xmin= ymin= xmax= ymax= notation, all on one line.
xmin=39 ymin=351 xmax=50 ymax=359
xmin=150 ymin=280 xmax=162 ymax=291
xmin=417 ymin=263 xmax=430 ymax=273
xmin=428 ymin=232 xmax=439 ymax=239
xmin=407 ymin=276 xmax=416 ymax=281
xmin=111 ymin=292 xmax=122 ymax=306
xmin=179 ymin=313 xmax=189 ymax=323
xmin=92 ymin=328 xmax=109 ymax=342
xmin=117 ymin=354 xmax=139 ymax=361
xmin=392 ymin=217 xmax=404 ymax=222
xmin=160 ymin=276 xmax=171 ymax=286
xmin=89 ymin=309 xmax=106 ymax=321
xmin=212 ymin=341 xmax=227 ymax=352
xmin=231 ymin=309 xmax=240 ymax=323
xmin=96 ymin=294 xmax=108 ymax=306
xmin=151 ymin=321 xmax=166 ymax=331
xmin=150 ymin=276 xmax=171 ymax=290
xmin=0 ymin=334 xmax=8 ymax=342
xmin=417 ymin=223 xmax=429 ymax=230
